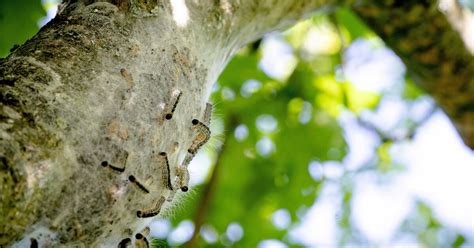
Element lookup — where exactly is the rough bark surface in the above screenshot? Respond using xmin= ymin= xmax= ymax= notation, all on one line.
xmin=0 ymin=0 xmax=472 ymax=247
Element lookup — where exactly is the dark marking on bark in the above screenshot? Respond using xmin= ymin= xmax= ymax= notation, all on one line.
xmin=0 ymin=91 xmax=20 ymax=107
xmin=120 ymin=68 xmax=134 ymax=88
xmin=458 ymin=102 xmax=474 ymax=113
xmin=136 ymin=0 xmax=158 ymax=12
xmin=0 ymin=79 xmax=15 ymax=86
xmin=112 ymin=0 xmax=130 ymax=11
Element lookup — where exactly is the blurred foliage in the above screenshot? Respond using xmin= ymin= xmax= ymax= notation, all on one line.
xmin=0 ymin=0 xmax=45 ymax=58
xmin=0 ymin=2 xmax=471 ymax=247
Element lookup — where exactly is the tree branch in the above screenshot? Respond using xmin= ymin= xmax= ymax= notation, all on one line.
xmin=351 ymin=1 xmax=474 ymax=149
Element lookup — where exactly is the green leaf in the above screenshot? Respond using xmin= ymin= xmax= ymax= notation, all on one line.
xmin=342 ymin=82 xmax=381 ymax=113
xmin=452 ymin=235 xmax=466 ymax=248
xmin=0 ymin=0 xmax=46 ymax=57
xmin=335 ymin=7 xmax=375 ymax=41
xmin=313 ymin=75 xmax=344 ymax=117
xmin=283 ymin=63 xmax=317 ymax=100
xmin=218 ymin=51 xmax=270 ymax=90
xmin=402 ymin=77 xmax=425 ymax=100
xmin=284 ymin=19 xmax=312 ymax=49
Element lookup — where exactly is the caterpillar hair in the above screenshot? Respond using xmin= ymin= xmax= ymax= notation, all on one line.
xmin=188 ymin=119 xmax=211 ymax=154
xmin=136 ymin=196 xmax=166 ymax=218
xmin=167 ymin=178 xmax=180 ymax=202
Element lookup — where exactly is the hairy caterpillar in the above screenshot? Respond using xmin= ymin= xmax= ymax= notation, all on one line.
xmin=30 ymin=238 xmax=38 ymax=248
xmin=117 ymin=238 xmax=131 ymax=248
xmin=158 ymin=152 xmax=173 ymax=190
xmin=134 ymin=233 xmax=149 ymax=248
xmin=137 ymin=196 xmax=166 ymax=218
xmin=163 ymin=89 xmax=182 ymax=120
xmin=101 ymin=161 xmax=125 ymax=173
xmin=188 ymin=119 xmax=211 ymax=154
xmin=175 ymin=165 xmax=189 ymax=192
xmin=128 ymin=175 xmax=149 ymax=194
xmin=101 ymin=148 xmax=128 ymax=173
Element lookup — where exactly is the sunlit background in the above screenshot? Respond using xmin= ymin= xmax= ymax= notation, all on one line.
xmin=1 ymin=0 xmax=473 ymax=247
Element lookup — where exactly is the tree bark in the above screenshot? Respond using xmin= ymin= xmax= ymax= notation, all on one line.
xmin=0 ymin=0 xmax=472 ymax=246
xmin=0 ymin=0 xmax=330 ymax=246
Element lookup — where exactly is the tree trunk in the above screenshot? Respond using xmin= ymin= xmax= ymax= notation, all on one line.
xmin=0 ymin=0 xmax=330 ymax=246
xmin=0 ymin=0 xmax=471 ymax=246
